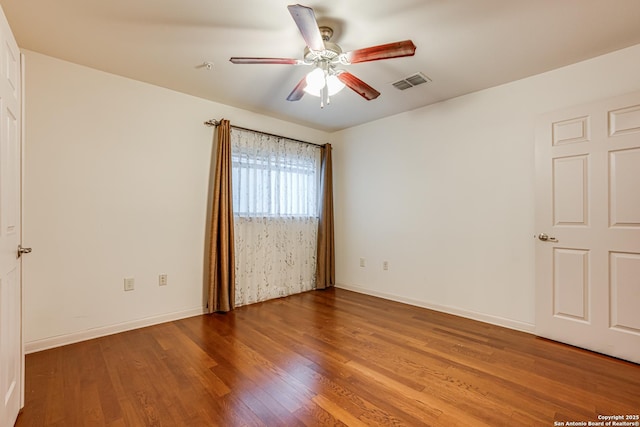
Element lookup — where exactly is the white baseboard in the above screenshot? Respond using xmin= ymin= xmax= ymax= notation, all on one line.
xmin=336 ymin=283 xmax=535 ymax=334
xmin=25 ymin=289 xmax=535 ymax=354
xmin=24 ymin=307 xmax=207 ymax=354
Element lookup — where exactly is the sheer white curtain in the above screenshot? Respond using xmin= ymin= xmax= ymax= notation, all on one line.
xmin=231 ymin=128 xmax=321 ymax=306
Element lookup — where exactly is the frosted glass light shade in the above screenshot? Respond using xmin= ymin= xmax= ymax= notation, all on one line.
xmin=326 ymin=75 xmax=345 ymax=95
xmin=304 ymin=72 xmax=345 ymax=97
xmin=305 ymin=68 xmax=325 ymax=92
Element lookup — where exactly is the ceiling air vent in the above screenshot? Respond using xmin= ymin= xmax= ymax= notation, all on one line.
xmin=392 ymin=72 xmax=431 ymax=91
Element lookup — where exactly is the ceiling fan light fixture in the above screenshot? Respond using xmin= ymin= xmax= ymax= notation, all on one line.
xmin=304 ymin=69 xmax=345 ymax=97
xmin=326 ymin=74 xmax=345 ymax=95
xmin=230 ymin=5 xmax=417 ymax=106
xmin=305 ymin=67 xmax=326 ymax=92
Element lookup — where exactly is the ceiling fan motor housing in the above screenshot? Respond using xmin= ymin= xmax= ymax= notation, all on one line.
xmin=303 ymin=26 xmax=342 ymax=63
xmin=304 ymin=41 xmax=342 ymax=62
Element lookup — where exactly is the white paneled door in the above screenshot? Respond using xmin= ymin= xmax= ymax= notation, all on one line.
xmin=535 ymin=91 xmax=640 ymax=364
xmin=0 ymin=5 xmax=22 ymax=427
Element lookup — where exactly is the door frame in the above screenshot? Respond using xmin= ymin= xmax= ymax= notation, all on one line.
xmin=19 ymin=50 xmax=25 ymax=411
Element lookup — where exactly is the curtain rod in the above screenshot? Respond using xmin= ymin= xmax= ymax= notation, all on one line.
xmin=204 ymin=119 xmax=323 ymax=147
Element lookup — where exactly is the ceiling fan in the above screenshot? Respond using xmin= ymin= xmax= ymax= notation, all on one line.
xmin=230 ymin=4 xmax=417 ymax=107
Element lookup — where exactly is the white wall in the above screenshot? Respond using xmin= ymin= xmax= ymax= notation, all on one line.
xmin=332 ymin=44 xmax=640 ymax=332
xmin=22 ymin=50 xmax=330 ymax=352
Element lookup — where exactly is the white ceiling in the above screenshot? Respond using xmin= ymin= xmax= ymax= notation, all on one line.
xmin=2 ymin=0 xmax=640 ymax=131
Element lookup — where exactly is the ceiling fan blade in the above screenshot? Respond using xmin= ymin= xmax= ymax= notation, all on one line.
xmin=337 ymin=72 xmax=381 ymax=100
xmin=287 ymin=4 xmax=325 ymax=52
xmin=230 ymin=57 xmax=302 ymax=65
xmin=343 ymin=40 xmax=416 ymax=64
xmin=287 ymin=77 xmax=307 ymax=101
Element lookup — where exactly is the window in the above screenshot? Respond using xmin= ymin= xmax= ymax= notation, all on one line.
xmin=231 ymin=129 xmax=321 ymax=217
xmin=230 ymin=128 xmax=322 ymax=306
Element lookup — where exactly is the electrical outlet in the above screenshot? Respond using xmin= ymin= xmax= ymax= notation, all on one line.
xmin=124 ymin=277 xmax=135 ymax=291
xmin=359 ymin=257 xmax=366 ymax=267
xmin=383 ymin=261 xmax=389 ymax=271
xmin=159 ymin=274 xmax=168 ymax=286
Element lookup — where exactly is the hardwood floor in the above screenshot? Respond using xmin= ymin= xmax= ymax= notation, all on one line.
xmin=16 ymin=288 xmax=640 ymax=426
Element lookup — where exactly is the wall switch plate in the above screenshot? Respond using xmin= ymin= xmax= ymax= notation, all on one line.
xmin=359 ymin=257 xmax=366 ymax=267
xmin=159 ymin=274 xmax=168 ymax=286
xmin=124 ymin=277 xmax=135 ymax=291
xmin=383 ymin=261 xmax=389 ymax=271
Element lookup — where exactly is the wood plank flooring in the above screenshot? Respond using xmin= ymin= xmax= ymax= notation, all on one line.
xmin=16 ymin=288 xmax=640 ymax=426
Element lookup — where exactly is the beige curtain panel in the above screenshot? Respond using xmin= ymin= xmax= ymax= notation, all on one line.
xmin=316 ymin=143 xmax=335 ymax=289
xmin=207 ymin=119 xmax=236 ymax=313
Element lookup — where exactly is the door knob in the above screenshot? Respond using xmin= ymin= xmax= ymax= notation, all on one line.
xmin=537 ymin=233 xmax=558 ymax=242
xmin=17 ymin=244 xmax=32 ymax=258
